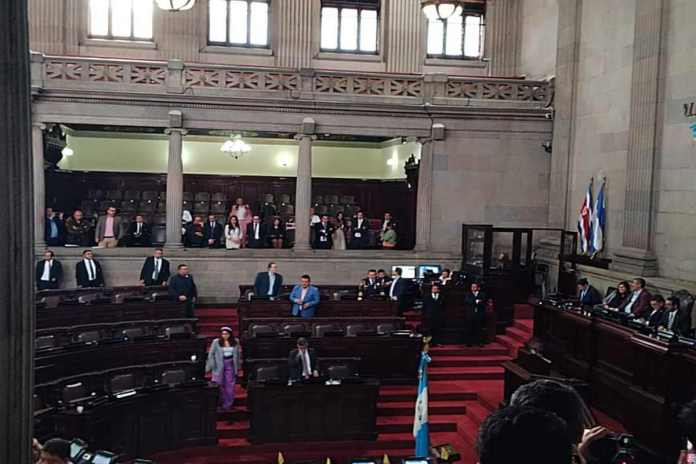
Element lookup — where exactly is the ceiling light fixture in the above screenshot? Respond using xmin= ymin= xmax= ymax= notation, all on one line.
xmin=220 ymin=134 xmax=251 ymax=160
xmin=421 ymin=0 xmax=464 ymax=21
xmin=155 ymin=0 xmax=196 ymax=12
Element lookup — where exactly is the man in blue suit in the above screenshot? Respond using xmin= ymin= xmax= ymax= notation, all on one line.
xmin=289 ymin=274 xmax=320 ymax=318
xmin=254 ymin=262 xmax=283 ymax=299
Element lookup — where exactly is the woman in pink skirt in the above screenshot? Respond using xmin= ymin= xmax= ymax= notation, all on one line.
xmin=230 ymin=197 xmax=252 ymax=243
xmin=205 ymin=326 xmax=240 ymax=412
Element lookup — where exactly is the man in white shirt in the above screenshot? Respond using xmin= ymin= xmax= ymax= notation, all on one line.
xmin=95 ymin=206 xmax=123 ymax=248
xmin=253 ymin=262 xmax=284 ymax=299
xmin=351 ymin=211 xmax=370 ymax=249
xmin=246 ymin=215 xmax=267 ymax=248
xmin=35 ymin=249 xmax=63 ymax=290
xmin=139 ymin=248 xmax=171 ymax=286
xmin=288 ymin=337 xmax=318 ymax=381
xmin=618 ymin=278 xmax=652 ymax=319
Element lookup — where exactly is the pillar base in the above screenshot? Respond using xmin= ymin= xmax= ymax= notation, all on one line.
xmin=292 ymin=244 xmax=312 ymax=252
xmin=611 ymin=247 xmax=658 ymax=277
xmin=164 ymin=243 xmax=185 ymax=251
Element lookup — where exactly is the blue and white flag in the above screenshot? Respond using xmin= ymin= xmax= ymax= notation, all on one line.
xmin=413 ymin=351 xmax=432 ymax=458
xmin=592 ymin=179 xmax=606 ymax=256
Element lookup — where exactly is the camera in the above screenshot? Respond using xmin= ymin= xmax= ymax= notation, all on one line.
xmin=586 ymin=433 xmax=638 ymax=464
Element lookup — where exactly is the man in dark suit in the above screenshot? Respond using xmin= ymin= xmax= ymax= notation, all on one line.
xmin=288 ymin=337 xmax=318 ymax=381
xmin=36 ymin=249 xmax=63 ymax=290
xmin=44 ymin=208 xmax=64 ymax=246
xmin=139 ymin=248 xmax=171 ymax=286
xmin=246 ymin=215 xmax=267 ymax=248
xmin=618 ymin=278 xmax=652 ymax=318
xmin=388 ymin=267 xmax=411 ymax=315
xmin=350 ymin=211 xmax=370 ymax=249
xmin=168 ymin=264 xmax=197 ymax=318
xmin=359 ymin=269 xmax=380 ymax=299
xmin=75 ymin=249 xmax=104 ymax=288
xmin=659 ymin=296 xmax=691 ymax=336
xmin=203 ymin=214 xmax=223 ymax=248
xmin=253 ymin=262 xmax=283 ymax=299
xmin=376 ymin=269 xmax=392 ymax=290
xmin=422 ymin=283 xmax=445 ymax=344
xmin=576 ymin=278 xmax=603 ymax=306
xmin=464 ymin=281 xmax=487 ymax=346
xmin=312 ymin=215 xmax=333 ymax=249
xmin=645 ymin=294 xmax=666 ymax=328
xmin=123 ymin=215 xmax=151 ymax=247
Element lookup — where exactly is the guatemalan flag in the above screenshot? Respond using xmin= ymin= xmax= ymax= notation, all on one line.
xmin=413 ymin=351 xmax=432 ymax=458
xmin=577 ymin=180 xmax=594 ymax=255
xmin=591 ymin=179 xmax=606 ymax=256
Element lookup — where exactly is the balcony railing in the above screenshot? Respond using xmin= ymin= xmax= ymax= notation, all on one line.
xmin=32 ymin=54 xmax=553 ymax=108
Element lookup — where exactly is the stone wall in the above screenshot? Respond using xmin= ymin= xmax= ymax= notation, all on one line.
xmin=518 ymin=0 xmax=559 ymax=80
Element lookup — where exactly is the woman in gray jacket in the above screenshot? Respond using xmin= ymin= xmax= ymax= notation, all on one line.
xmin=206 ymin=326 xmax=241 ymax=412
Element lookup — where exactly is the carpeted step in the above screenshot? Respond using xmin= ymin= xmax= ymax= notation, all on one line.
xmin=378 ymin=401 xmax=467 ymax=416
xmin=465 ymin=400 xmax=493 ymax=427
xmin=505 ymin=326 xmax=531 ymax=344
xmin=429 ymin=343 xmax=511 ymax=356
xmin=379 ymin=386 xmax=477 ymax=402
xmin=217 ymin=420 xmax=249 ymax=439
xmin=513 ymin=303 xmax=535 ymax=320
xmin=513 ymin=319 xmax=534 ymax=334
xmin=377 ymin=415 xmax=458 ymax=434
xmin=495 ymin=334 xmax=523 ymax=357
xmin=428 ymin=366 xmax=504 ymax=381
xmin=430 ymin=355 xmax=512 ymax=368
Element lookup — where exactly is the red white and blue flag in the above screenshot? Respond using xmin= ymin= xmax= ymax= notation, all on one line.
xmin=577 ymin=180 xmax=594 ymax=255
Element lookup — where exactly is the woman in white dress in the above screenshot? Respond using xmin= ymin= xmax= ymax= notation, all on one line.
xmin=332 ymin=211 xmax=347 ymax=250
xmin=224 ymin=216 xmax=243 ymax=250
xmin=230 ymin=197 xmax=252 ymax=241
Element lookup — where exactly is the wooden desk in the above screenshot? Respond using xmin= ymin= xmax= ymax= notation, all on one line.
xmin=240 ymin=316 xmax=405 ymax=335
xmin=242 ymin=335 xmax=421 ymax=383
xmin=237 ymin=299 xmax=398 ymax=322
xmin=36 ymin=301 xmax=187 ymax=329
xmin=247 ymin=379 xmax=379 ymax=443
xmin=35 ymin=336 xmax=207 ymax=384
xmin=509 ymin=302 xmax=696 ymax=461
xmin=49 ymin=385 xmax=217 ymax=458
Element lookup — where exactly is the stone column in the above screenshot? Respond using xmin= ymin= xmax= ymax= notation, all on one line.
xmin=33 ymin=122 xmax=46 ymax=249
xmin=414 ymin=138 xmax=434 ymax=251
xmin=612 ymin=0 xmax=666 ymax=276
xmin=293 ymin=119 xmax=316 ymax=251
xmin=165 ymin=111 xmax=186 ymax=249
xmin=486 ymin=0 xmax=521 ymax=77
xmin=0 ymin=0 xmax=35 ymax=462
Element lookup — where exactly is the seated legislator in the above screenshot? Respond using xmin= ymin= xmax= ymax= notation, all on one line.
xmin=659 ymin=296 xmax=692 ymax=336
xmin=350 ymin=211 xmax=370 ymax=249
xmin=376 ymin=269 xmax=392 ymax=289
xmin=359 ymin=269 xmax=381 ymax=299
xmin=224 ymin=216 xmax=243 ymax=250
xmin=312 ymin=215 xmax=334 ymax=249
xmin=290 ymin=274 xmax=320 ymax=318
xmin=288 ymin=337 xmax=319 ymax=381
xmin=246 ymin=215 xmax=267 ymax=249
xmin=140 ymin=248 xmax=171 ymax=286
xmin=422 ymin=283 xmax=445 ymax=344
xmin=185 ymin=216 xmax=206 ymax=248
xmin=439 ymin=268 xmax=453 ymax=287
xmin=75 ymin=249 xmax=104 ymax=288
xmin=36 ymin=438 xmax=72 ymax=464
xmin=203 ymin=214 xmax=223 ymax=248
xmin=617 ymin=278 xmax=652 ymax=318
xmin=45 ymin=207 xmax=64 ymax=246
xmin=35 ymin=249 xmax=63 ymax=290
xmin=603 ymin=280 xmax=631 ymax=309
xmin=64 ymin=209 xmax=92 ymax=247
xmin=576 ymin=278 xmax=603 ymax=306
xmin=168 ymin=264 xmax=197 ymax=318
xmin=464 ymin=281 xmax=487 ymax=346
xmin=388 ymin=267 xmax=411 ymax=315
xmin=381 ymin=223 xmax=398 ymax=249
xmin=254 ymin=262 xmax=283 ymax=299
xmin=644 ymin=294 xmax=666 ymax=328
xmin=95 ymin=206 xmax=123 ymax=248
xmin=123 ymin=214 xmax=151 ymax=247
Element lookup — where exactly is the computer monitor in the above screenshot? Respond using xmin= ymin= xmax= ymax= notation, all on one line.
xmin=392 ymin=265 xmax=416 ymax=279
xmin=69 ymin=439 xmax=88 ymax=461
xmin=350 ymin=459 xmax=379 ymax=464
xmin=91 ymin=451 xmax=116 ymax=464
xmin=402 ymin=459 xmax=432 ymax=464
xmin=417 ymin=264 xmax=442 ymax=279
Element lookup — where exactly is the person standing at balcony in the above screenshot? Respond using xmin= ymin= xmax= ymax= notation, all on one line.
xmin=95 ymin=206 xmax=123 ymax=248
xmin=350 ymin=211 xmax=370 ymax=249
xmin=203 ymin=214 xmax=223 ymax=248
xmin=224 ymin=215 xmax=243 ymax=250
xmin=267 ymin=217 xmax=286 ymax=249
xmin=332 ymin=211 xmax=347 ymax=250
xmin=312 ymin=215 xmax=333 ymax=249
xmin=231 ymin=197 xmax=252 ymax=241
xmin=64 ymin=209 xmax=92 ymax=247
xmin=246 ymin=215 xmax=267 ymax=248
xmin=45 ymin=207 xmax=64 ymax=246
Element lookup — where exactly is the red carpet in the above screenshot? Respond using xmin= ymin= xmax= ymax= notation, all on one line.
xmin=150 ymin=304 xmax=563 ymax=464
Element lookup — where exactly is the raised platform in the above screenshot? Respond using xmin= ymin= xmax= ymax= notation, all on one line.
xmin=35 ymin=247 xmax=461 ymax=304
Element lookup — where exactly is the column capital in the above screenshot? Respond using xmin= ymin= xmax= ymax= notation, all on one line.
xmin=32 ymin=122 xmax=46 ymax=130
xmin=164 ymin=127 xmax=188 ymax=136
xmin=294 ymin=133 xmax=317 ymax=142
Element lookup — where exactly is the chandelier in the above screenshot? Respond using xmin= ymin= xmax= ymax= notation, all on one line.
xmin=155 ymin=0 xmax=196 ymax=12
xmin=421 ymin=0 xmax=465 ymax=21
xmin=220 ymin=134 xmax=252 ymax=160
